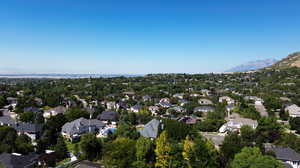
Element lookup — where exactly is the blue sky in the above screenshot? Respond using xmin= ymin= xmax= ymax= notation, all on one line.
xmin=0 ymin=0 xmax=299 ymax=74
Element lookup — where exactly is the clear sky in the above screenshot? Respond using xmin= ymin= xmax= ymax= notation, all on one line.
xmin=0 ymin=0 xmax=300 ymax=74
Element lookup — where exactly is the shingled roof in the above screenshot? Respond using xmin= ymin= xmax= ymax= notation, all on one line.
xmin=62 ymin=117 xmax=105 ymax=137
xmin=97 ymin=110 xmax=119 ymax=121
xmin=0 ymin=153 xmax=39 ymax=168
xmin=271 ymin=146 xmax=300 ymax=162
xmin=138 ymin=119 xmax=160 ymax=139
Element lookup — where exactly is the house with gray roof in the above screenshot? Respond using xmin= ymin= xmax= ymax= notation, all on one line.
xmin=97 ymin=110 xmax=119 ymax=123
xmin=138 ymin=119 xmax=161 ymax=139
xmin=173 ymin=93 xmax=184 ymax=99
xmin=0 ymin=153 xmax=39 ymax=168
xmin=13 ymin=122 xmax=42 ymax=141
xmin=0 ymin=116 xmax=15 ymax=126
xmin=194 ymin=106 xmax=215 ymax=114
xmin=43 ymin=106 xmax=67 ymax=119
xmin=0 ymin=116 xmax=41 ymax=141
xmin=198 ymin=99 xmax=214 ymax=105
xmin=23 ymin=107 xmax=42 ymax=113
xmin=265 ymin=145 xmax=300 ymax=168
xmin=219 ymin=117 xmax=258 ymax=133
xmin=62 ymin=117 xmax=105 ymax=141
xmin=285 ymin=104 xmax=300 ymax=118
xmin=130 ymin=105 xmax=143 ymax=113
xmin=159 ymin=102 xmax=172 ymax=108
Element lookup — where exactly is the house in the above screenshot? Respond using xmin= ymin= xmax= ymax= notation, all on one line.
xmin=149 ymin=106 xmax=160 ymax=116
xmin=173 ymin=93 xmax=184 ymax=99
xmin=0 ymin=116 xmax=15 ymax=126
xmin=168 ymin=106 xmax=185 ymax=114
xmin=202 ymin=132 xmax=225 ymax=149
xmin=198 ymin=99 xmax=214 ymax=105
xmin=280 ymin=97 xmax=291 ymax=102
xmin=190 ymin=93 xmax=200 ymax=97
xmin=6 ymin=97 xmax=17 ymax=106
xmin=62 ymin=117 xmax=105 ymax=141
xmin=201 ymin=89 xmax=211 ymax=96
xmin=138 ymin=119 xmax=161 ymax=139
xmin=219 ymin=118 xmax=258 ymax=133
xmin=16 ymin=90 xmax=24 ymax=96
xmin=123 ymin=91 xmax=136 ymax=100
xmin=265 ymin=145 xmax=300 ymax=168
xmin=43 ymin=106 xmax=67 ymax=118
xmin=37 ymin=151 xmax=56 ymax=167
xmin=177 ymin=116 xmax=199 ymax=124
xmin=159 ymin=101 xmax=172 ymax=108
xmin=34 ymin=98 xmax=43 ymax=106
xmin=179 ymin=99 xmax=189 ymax=107
xmin=285 ymin=104 xmax=300 ymax=118
xmin=226 ymin=104 xmax=235 ymax=113
xmin=219 ymin=96 xmax=235 ymax=105
xmin=193 ymin=106 xmax=215 ymax=113
xmin=23 ymin=107 xmax=42 ymax=113
xmin=0 ymin=152 xmax=39 ymax=168
xmin=0 ymin=116 xmax=42 ymax=141
xmin=97 ymin=110 xmax=119 ymax=123
xmin=13 ymin=122 xmax=42 ymax=141
xmin=123 ymin=91 xmax=135 ymax=97
xmin=130 ymin=105 xmax=143 ymax=113
xmin=142 ymin=95 xmax=151 ymax=102
xmin=116 ymin=102 xmax=129 ymax=110
xmin=244 ymin=96 xmax=263 ymax=102
xmin=0 ymin=108 xmax=9 ymax=116
xmin=160 ymin=98 xmax=170 ymax=103
xmin=106 ymin=101 xmax=117 ymax=110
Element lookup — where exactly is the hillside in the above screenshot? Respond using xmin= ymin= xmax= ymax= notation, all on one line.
xmin=225 ymin=59 xmax=277 ymax=72
xmin=268 ymin=52 xmax=300 ymax=69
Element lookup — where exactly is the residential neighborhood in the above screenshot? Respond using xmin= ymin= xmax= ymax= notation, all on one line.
xmin=0 ymin=68 xmax=300 ymax=167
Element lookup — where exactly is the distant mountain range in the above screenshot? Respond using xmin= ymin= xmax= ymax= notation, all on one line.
xmin=225 ymin=59 xmax=278 ymax=72
xmin=267 ymin=51 xmax=300 ymax=69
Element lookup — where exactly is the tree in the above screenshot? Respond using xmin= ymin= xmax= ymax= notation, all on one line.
xmin=41 ymin=114 xmax=67 ymax=146
xmin=115 ymin=122 xmax=140 ymax=139
xmin=0 ymin=96 xmax=5 ymax=108
xmin=65 ymin=107 xmax=89 ymax=122
xmin=240 ymin=125 xmax=255 ymax=146
xmin=54 ymin=136 xmax=68 ymax=161
xmin=289 ymin=117 xmax=300 ymax=134
xmin=155 ymin=131 xmax=172 ymax=168
xmin=182 ymin=136 xmax=219 ymax=168
xmin=0 ymin=126 xmax=17 ymax=153
xmin=104 ymin=137 xmax=136 ymax=168
xmin=80 ymin=133 xmax=102 ymax=161
xmin=133 ymin=137 xmax=155 ymax=168
xmin=256 ymin=117 xmax=282 ymax=143
xmin=195 ymin=119 xmax=225 ymax=132
xmin=19 ymin=111 xmax=35 ymax=123
xmin=15 ymin=134 xmax=34 ymax=154
xmin=277 ymin=133 xmax=300 ymax=153
xmin=230 ymin=147 xmax=284 ymax=168
xmin=220 ymin=132 xmax=244 ymax=166
xmin=163 ymin=119 xmax=191 ymax=141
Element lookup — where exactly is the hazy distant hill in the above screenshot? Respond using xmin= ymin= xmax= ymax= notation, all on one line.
xmin=267 ymin=52 xmax=300 ymax=69
xmin=225 ymin=59 xmax=278 ymax=72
